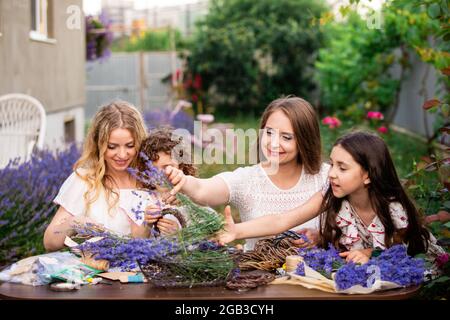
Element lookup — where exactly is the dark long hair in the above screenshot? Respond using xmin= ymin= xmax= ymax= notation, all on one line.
xmin=319 ymin=131 xmax=430 ymax=256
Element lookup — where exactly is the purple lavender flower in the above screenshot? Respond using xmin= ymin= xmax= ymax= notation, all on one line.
xmin=197 ymin=240 xmax=221 ymax=251
xmin=127 ymin=153 xmax=168 ymax=189
xmin=334 ymin=245 xmax=425 ymax=290
xmin=0 ymin=144 xmax=80 ymax=264
xmin=127 ymin=153 xmax=170 ymax=224
xmin=296 ymin=262 xmax=306 ymax=276
xmin=77 ymin=236 xmax=180 ymax=271
xmin=85 ymin=12 xmax=113 ymax=62
xmin=297 ymin=244 xmax=345 ymax=278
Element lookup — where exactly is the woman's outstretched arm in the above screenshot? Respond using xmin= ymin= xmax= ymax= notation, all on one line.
xmin=218 ymin=191 xmax=323 ymax=244
xmin=166 ymin=166 xmax=230 ymax=207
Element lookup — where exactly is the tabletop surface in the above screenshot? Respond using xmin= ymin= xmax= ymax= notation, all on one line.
xmin=0 ymin=281 xmax=420 ymax=300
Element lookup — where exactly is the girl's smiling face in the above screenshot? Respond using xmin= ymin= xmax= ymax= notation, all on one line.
xmin=328 ymin=144 xmax=370 ymax=198
xmin=260 ymin=110 xmax=298 ymax=166
xmin=104 ymin=128 xmax=136 ymax=174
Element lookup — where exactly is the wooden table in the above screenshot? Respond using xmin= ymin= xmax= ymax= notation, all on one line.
xmin=0 ymin=281 xmax=420 ymax=300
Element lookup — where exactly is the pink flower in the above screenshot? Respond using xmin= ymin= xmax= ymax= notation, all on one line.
xmin=322 ymin=116 xmax=342 ymax=129
xmin=367 ymin=111 xmax=384 ymax=120
xmin=193 ymin=74 xmax=202 ymax=90
xmin=436 ymin=253 xmax=449 ymax=269
xmin=377 ymin=126 xmax=388 ymax=134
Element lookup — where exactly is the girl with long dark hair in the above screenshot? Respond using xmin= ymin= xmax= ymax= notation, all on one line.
xmin=218 ymin=131 xmax=444 ymax=263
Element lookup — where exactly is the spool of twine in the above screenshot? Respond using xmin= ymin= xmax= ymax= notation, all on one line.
xmin=285 ymin=255 xmax=303 ymax=273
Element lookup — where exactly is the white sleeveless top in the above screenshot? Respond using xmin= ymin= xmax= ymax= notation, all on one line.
xmin=217 ymin=163 xmax=330 ymax=250
xmin=53 ymin=170 xmax=180 ymax=236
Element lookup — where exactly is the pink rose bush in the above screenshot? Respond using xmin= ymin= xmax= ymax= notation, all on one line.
xmin=322 ymin=116 xmax=342 ymax=129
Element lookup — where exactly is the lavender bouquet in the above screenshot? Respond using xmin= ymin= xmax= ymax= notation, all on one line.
xmin=71 ymin=153 xmax=234 ymax=287
xmin=276 ymin=244 xmax=425 ymax=294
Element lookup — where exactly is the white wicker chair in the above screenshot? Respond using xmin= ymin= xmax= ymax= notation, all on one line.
xmin=0 ymin=93 xmax=46 ymax=167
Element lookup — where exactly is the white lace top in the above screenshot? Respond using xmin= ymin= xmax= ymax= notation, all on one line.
xmin=53 ymin=170 xmax=180 ymax=236
xmin=217 ymin=163 xmax=330 ymax=250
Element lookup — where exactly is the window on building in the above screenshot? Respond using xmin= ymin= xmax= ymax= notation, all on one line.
xmin=64 ymin=118 xmax=76 ymax=144
xmin=30 ymin=0 xmax=54 ymax=42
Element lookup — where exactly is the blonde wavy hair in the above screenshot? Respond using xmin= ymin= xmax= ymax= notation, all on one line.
xmin=74 ymin=101 xmax=148 ymax=215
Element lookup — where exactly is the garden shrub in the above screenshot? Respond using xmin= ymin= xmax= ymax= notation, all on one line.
xmin=0 ymin=144 xmax=80 ymax=265
xmin=185 ymin=0 xmax=327 ymax=116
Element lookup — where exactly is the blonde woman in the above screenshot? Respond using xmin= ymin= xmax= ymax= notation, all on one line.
xmin=43 ymin=101 xmax=167 ymax=251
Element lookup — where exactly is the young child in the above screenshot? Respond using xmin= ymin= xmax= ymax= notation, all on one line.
xmin=126 ymin=127 xmax=197 ymax=237
xmin=218 ymin=131 xmax=446 ymax=264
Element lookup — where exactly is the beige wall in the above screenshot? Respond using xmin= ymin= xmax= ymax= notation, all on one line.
xmin=0 ymin=0 xmax=85 ymax=114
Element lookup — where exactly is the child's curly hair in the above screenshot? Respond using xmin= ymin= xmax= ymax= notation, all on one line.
xmin=137 ymin=126 xmax=197 ymax=177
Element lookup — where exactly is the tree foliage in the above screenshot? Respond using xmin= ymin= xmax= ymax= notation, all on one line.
xmin=112 ymin=28 xmax=186 ymax=52
xmin=315 ymin=0 xmax=446 ymax=119
xmin=185 ymin=0 xmax=327 ymax=116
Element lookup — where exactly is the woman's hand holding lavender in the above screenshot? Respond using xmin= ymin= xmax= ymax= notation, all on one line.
xmin=165 ymin=166 xmax=187 ymax=196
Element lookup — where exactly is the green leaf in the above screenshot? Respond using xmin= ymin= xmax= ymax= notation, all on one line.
xmin=427 ymin=3 xmax=442 ymax=19
xmin=431 ymin=276 xmax=450 ymax=283
xmin=414 ymin=253 xmax=427 ymax=259
xmin=440 ymin=0 xmax=450 ymax=16
xmin=444 ymin=221 xmax=450 ymax=229
xmin=444 ymin=201 xmax=450 ymax=210
xmin=444 ymin=32 xmax=450 ymax=42
xmin=441 ymin=104 xmax=449 ymax=118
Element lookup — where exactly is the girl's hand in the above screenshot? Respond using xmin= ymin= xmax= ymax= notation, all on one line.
xmin=156 ymin=218 xmax=180 ymax=235
xmin=339 ymin=248 xmax=372 ymax=264
xmin=290 ymin=228 xmax=320 ymax=248
xmin=165 ymin=166 xmax=187 ymax=196
xmin=144 ymin=204 xmax=162 ymax=225
xmin=216 ymin=206 xmax=237 ymax=245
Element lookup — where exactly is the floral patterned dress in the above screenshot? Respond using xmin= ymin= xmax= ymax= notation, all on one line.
xmin=336 ymin=200 xmax=445 ymax=256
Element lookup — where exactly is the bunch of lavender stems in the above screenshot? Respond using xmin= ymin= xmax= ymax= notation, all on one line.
xmin=154 ymin=248 xmax=235 ymax=285
xmin=175 ymin=193 xmax=225 ymax=245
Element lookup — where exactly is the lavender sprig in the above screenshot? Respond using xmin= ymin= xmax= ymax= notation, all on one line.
xmin=297 ymin=244 xmax=345 ymax=278
xmin=77 ymin=236 xmax=180 ymax=271
xmin=294 ymin=244 xmax=425 ymax=290
xmin=334 ymin=245 xmax=425 ymax=290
